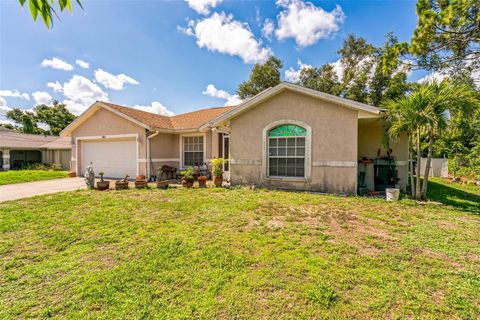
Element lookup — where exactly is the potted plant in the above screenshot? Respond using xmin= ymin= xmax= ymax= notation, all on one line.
xmin=96 ymin=172 xmax=109 ymax=190
xmin=210 ymin=158 xmax=224 ymax=187
xmin=115 ymin=174 xmax=129 ymax=190
xmin=181 ymin=167 xmax=195 ymax=188
xmin=156 ymin=167 xmax=170 ymax=189
xmin=135 ymin=175 xmax=148 ymax=189
xmin=197 ymin=175 xmax=207 ymax=188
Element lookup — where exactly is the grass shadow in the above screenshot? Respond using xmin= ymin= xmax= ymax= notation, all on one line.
xmin=427 ymin=179 xmax=480 ymax=214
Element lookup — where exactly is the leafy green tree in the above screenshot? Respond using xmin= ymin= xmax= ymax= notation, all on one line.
xmin=385 ymin=80 xmax=477 ymax=200
xmin=6 ymin=101 xmax=76 ymax=135
xmin=298 ymin=64 xmax=341 ymax=95
xmin=17 ymin=0 xmax=83 ymax=28
xmin=35 ymin=102 xmax=76 ymax=135
xmin=237 ymin=56 xmax=283 ymax=99
xmin=337 ymin=34 xmax=375 ymax=94
xmin=410 ymin=0 xmax=479 ymax=81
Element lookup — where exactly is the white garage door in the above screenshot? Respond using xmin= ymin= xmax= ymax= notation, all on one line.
xmin=80 ymin=139 xmax=137 ymax=178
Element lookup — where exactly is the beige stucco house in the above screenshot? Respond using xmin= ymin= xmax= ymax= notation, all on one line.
xmin=61 ymin=82 xmax=408 ymax=194
xmin=0 ymin=127 xmax=71 ymax=170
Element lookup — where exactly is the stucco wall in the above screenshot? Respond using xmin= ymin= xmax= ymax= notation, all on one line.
xmin=229 ymin=90 xmax=359 ymax=194
xmin=358 ymin=118 xmax=409 ymax=191
xmin=70 ymin=107 xmax=147 ymax=176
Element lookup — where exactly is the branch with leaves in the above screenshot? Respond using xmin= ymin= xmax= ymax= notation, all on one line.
xmin=18 ymin=0 xmax=83 ymax=28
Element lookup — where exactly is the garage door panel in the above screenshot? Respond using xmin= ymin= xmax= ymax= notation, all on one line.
xmin=80 ymin=139 xmax=137 ymax=178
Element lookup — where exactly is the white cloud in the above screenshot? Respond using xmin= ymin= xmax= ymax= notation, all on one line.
xmin=41 ymin=57 xmax=74 ymax=71
xmin=185 ymin=0 xmax=223 ymax=15
xmin=0 ymin=89 xmax=30 ymax=100
xmin=284 ymin=59 xmax=313 ymax=82
xmin=202 ymin=84 xmax=242 ymax=105
xmin=417 ymin=71 xmax=446 ymax=84
xmin=62 ymin=75 xmax=108 ymax=114
xmin=94 ymin=68 xmax=139 ymax=90
xmin=133 ymin=101 xmax=175 ymax=116
xmin=47 ymin=81 xmax=63 ymax=92
xmin=32 ymin=91 xmax=53 ymax=105
xmin=0 ymin=97 xmax=7 ymax=107
xmin=37 ymin=122 xmax=51 ymax=131
xmin=75 ymin=59 xmax=90 ymax=69
xmin=275 ymin=0 xmax=345 ymax=47
xmin=331 ymin=59 xmax=344 ymax=82
xmin=0 ymin=105 xmax=12 ymax=113
xmin=179 ymin=12 xmax=273 ymax=64
xmin=262 ymin=18 xmax=274 ymax=41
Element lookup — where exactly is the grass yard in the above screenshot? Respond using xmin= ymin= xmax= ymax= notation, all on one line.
xmin=0 ymin=178 xmax=479 ymax=319
xmin=0 ymin=170 xmax=69 ymax=185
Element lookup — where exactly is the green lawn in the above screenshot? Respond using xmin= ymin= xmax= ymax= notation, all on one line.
xmin=0 ymin=179 xmax=478 ymax=319
xmin=0 ymin=170 xmax=69 ymax=185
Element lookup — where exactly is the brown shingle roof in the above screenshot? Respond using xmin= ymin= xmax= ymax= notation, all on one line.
xmin=0 ymin=129 xmax=70 ymax=149
xmin=100 ymin=101 xmax=235 ymax=131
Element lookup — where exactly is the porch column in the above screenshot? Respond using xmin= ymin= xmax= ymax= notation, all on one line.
xmin=211 ymin=129 xmax=219 ymax=159
xmin=2 ymin=148 xmax=10 ymax=170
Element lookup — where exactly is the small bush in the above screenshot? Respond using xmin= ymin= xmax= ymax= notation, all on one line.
xmin=306 ymin=282 xmax=337 ymax=308
xmin=22 ymin=163 xmax=63 ymax=171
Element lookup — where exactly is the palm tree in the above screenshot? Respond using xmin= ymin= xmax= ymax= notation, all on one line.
xmin=384 ymin=80 xmax=476 ymax=200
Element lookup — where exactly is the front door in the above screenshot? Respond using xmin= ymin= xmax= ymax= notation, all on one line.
xmin=222 ymin=135 xmax=230 ymax=180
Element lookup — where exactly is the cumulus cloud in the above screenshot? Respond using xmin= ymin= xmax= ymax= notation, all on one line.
xmin=202 ymin=84 xmax=242 ymax=105
xmin=284 ymin=59 xmax=313 ymax=82
xmin=41 ymin=57 xmax=74 ymax=71
xmin=133 ymin=101 xmax=175 ymax=116
xmin=275 ymin=0 xmax=345 ymax=47
xmin=0 ymin=97 xmax=7 ymax=108
xmin=185 ymin=0 xmax=223 ymax=15
xmin=62 ymin=75 xmax=109 ymax=114
xmin=416 ymin=71 xmax=447 ymax=84
xmin=262 ymin=18 xmax=275 ymax=41
xmin=0 ymin=89 xmax=30 ymax=100
xmin=179 ymin=12 xmax=273 ymax=64
xmin=47 ymin=81 xmax=63 ymax=92
xmin=32 ymin=91 xmax=53 ymax=105
xmin=75 ymin=59 xmax=90 ymax=69
xmin=94 ymin=68 xmax=139 ymax=90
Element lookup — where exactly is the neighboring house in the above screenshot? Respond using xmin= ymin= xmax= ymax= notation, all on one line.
xmin=0 ymin=127 xmax=71 ymax=170
xmin=61 ymin=82 xmax=408 ymax=194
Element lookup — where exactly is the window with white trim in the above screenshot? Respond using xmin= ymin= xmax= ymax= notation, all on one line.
xmin=267 ymin=124 xmax=306 ymax=178
xmin=183 ymin=136 xmax=204 ymax=167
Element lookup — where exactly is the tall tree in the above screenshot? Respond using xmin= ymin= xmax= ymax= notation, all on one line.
xmin=17 ymin=0 xmax=83 ymax=28
xmin=410 ymin=0 xmax=480 ymax=78
xmin=237 ymin=56 xmax=283 ymax=99
xmin=298 ymin=64 xmax=341 ymax=95
xmin=6 ymin=101 xmax=76 ymax=135
xmin=384 ymin=80 xmax=477 ymax=200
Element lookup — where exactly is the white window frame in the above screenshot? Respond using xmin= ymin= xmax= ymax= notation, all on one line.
xmin=179 ymin=133 xmax=206 ymax=168
xmin=262 ymin=120 xmax=312 ymax=181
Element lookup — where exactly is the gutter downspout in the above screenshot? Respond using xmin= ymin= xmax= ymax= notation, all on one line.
xmin=147 ymin=130 xmax=160 ymax=180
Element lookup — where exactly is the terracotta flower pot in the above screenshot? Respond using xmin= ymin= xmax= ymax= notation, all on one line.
xmin=136 ymin=175 xmax=146 ymax=181
xmin=214 ymin=176 xmax=223 ymax=187
xmin=182 ymin=179 xmax=194 ymax=188
xmin=96 ymin=180 xmax=109 ymax=191
xmin=197 ymin=175 xmax=207 ymax=188
xmin=135 ymin=180 xmax=148 ymax=189
xmin=115 ymin=181 xmax=129 ymax=190
xmin=68 ymin=171 xmax=77 ymax=177
xmin=156 ymin=180 xmax=169 ymax=189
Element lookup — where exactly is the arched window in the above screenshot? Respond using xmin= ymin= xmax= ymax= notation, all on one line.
xmin=267 ymin=124 xmax=306 ymax=178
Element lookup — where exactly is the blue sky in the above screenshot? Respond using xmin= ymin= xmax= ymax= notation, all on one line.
xmin=0 ymin=0 xmax=426 ymax=121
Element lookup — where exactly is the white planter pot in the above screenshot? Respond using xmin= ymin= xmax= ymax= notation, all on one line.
xmin=386 ymin=188 xmax=400 ymax=201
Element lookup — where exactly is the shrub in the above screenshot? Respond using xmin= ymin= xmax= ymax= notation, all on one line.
xmin=210 ymin=158 xmax=224 ymax=177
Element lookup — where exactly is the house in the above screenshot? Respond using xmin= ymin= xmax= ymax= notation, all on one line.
xmin=0 ymin=127 xmax=71 ymax=170
xmin=61 ymin=82 xmax=408 ymax=194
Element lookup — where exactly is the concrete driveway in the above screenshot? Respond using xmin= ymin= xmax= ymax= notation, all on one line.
xmin=0 ymin=177 xmax=86 ymax=202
